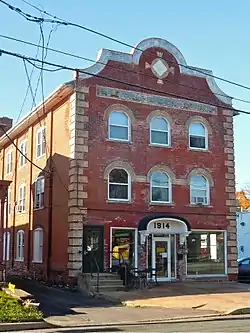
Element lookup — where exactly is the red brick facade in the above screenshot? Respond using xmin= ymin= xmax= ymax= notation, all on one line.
xmin=0 ymin=38 xmax=237 ymax=283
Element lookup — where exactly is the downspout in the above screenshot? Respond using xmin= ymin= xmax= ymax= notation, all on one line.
xmin=27 ymin=127 xmax=34 ymax=271
xmin=46 ymin=112 xmax=54 ymax=279
xmin=11 ymin=141 xmax=18 ymax=268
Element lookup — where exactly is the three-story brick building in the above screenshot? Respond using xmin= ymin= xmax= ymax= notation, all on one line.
xmin=0 ymin=37 xmax=237 ymax=283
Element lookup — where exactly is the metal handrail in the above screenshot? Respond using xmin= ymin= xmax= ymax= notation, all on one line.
xmin=109 ymin=250 xmax=129 ymax=288
xmin=93 ymin=254 xmax=100 ymax=293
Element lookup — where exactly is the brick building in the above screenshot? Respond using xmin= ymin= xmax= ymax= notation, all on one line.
xmin=0 ymin=37 xmax=237 ymax=283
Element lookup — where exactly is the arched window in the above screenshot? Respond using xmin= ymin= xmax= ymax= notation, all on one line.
xmin=109 ymin=111 xmax=130 ymax=141
xmin=190 ymin=175 xmax=209 ymax=205
xmin=16 ymin=230 xmax=24 ymax=261
xmin=150 ymin=117 xmax=169 ymax=146
xmin=189 ymin=122 xmax=208 ymax=149
xmin=108 ymin=168 xmax=130 ymax=201
xmin=150 ymin=171 xmax=171 ymax=203
xmin=33 ymin=228 xmax=43 ymax=263
xmin=3 ymin=231 xmax=10 ymax=261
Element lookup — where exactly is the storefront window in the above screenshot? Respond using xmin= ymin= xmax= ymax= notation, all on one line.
xmin=187 ymin=231 xmax=225 ymax=275
xmin=111 ymin=228 xmax=136 ymax=270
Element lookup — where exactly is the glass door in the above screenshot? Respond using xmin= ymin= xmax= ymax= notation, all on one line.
xmin=152 ymin=237 xmax=171 ymax=281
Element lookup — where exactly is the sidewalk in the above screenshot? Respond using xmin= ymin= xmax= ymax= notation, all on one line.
xmin=100 ymin=281 xmax=250 ymax=315
xmin=46 ymin=306 xmax=218 ymax=327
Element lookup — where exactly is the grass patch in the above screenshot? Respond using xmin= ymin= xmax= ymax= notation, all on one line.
xmin=0 ymin=291 xmax=43 ymax=323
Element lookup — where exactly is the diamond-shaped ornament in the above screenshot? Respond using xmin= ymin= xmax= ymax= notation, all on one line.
xmin=146 ymin=57 xmax=175 ymax=84
xmin=152 ymin=59 xmax=168 ymax=77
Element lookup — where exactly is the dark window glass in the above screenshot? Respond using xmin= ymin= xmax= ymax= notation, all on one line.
xmin=187 ymin=232 xmax=225 ymax=275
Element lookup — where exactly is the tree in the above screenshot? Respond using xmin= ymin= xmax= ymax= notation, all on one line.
xmin=236 ymin=190 xmax=250 ymax=211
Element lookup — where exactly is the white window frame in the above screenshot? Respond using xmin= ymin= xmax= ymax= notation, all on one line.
xmin=36 ymin=127 xmax=46 ymax=159
xmin=6 ymin=150 xmax=13 ymax=175
xmin=19 ymin=140 xmax=28 ymax=167
xmin=3 ymin=231 xmax=10 ymax=261
xmin=150 ymin=171 xmax=172 ymax=204
xmin=108 ymin=168 xmax=131 ymax=202
xmin=108 ymin=111 xmax=130 ymax=142
xmin=189 ymin=122 xmax=208 ymax=150
xmin=33 ymin=227 xmax=43 ymax=263
xmin=150 ymin=116 xmax=170 ymax=147
xmin=190 ymin=175 xmax=210 ymax=206
xmin=16 ymin=230 xmax=24 ymax=261
xmin=17 ymin=184 xmax=26 ymax=213
xmin=34 ymin=177 xmax=45 ymax=210
xmin=186 ymin=229 xmax=227 ymax=277
xmin=109 ymin=227 xmax=138 ymax=270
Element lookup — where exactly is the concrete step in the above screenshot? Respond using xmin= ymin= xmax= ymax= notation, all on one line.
xmin=91 ymin=279 xmax=123 ymax=286
xmin=96 ymin=284 xmax=125 ymax=292
xmin=91 ymin=273 xmax=121 ymax=280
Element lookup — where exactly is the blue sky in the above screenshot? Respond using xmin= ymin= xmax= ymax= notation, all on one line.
xmin=0 ymin=0 xmax=249 ymax=190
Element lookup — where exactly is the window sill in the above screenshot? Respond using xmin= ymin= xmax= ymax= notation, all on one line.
xmin=16 ymin=211 xmax=26 ymax=214
xmin=187 ymin=274 xmax=227 ymax=278
xmin=188 ymin=147 xmax=209 ymax=153
xmin=150 ymin=201 xmax=175 ymax=206
xmin=106 ymin=138 xmax=132 ymax=144
xmin=188 ymin=204 xmax=213 ymax=208
xmin=36 ymin=153 xmax=46 ymax=160
xmin=107 ymin=199 xmax=131 ymax=204
xmin=15 ymin=259 xmax=24 ymax=262
xmin=32 ymin=260 xmax=43 ymax=264
xmin=19 ymin=165 xmax=27 ymax=170
xmin=34 ymin=207 xmax=45 ymax=211
xmin=149 ymin=143 xmax=171 ymax=148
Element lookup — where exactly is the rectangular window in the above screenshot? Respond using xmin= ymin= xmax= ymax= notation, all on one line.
xmin=34 ymin=177 xmax=45 ymax=209
xmin=19 ymin=140 xmax=28 ymax=167
xmin=7 ymin=187 xmax=11 ymax=215
xmin=6 ymin=151 xmax=12 ymax=175
xmin=152 ymin=187 xmax=170 ymax=202
xmin=33 ymin=228 xmax=43 ymax=263
xmin=36 ymin=127 xmax=46 ymax=158
xmin=187 ymin=231 xmax=225 ymax=275
xmin=16 ymin=231 xmax=24 ymax=261
xmin=190 ymin=136 xmax=206 ymax=149
xmin=18 ymin=184 xmax=26 ymax=212
xmin=111 ymin=228 xmax=136 ymax=271
xmin=3 ymin=232 xmax=10 ymax=261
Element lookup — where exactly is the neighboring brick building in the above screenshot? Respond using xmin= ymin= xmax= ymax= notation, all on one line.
xmin=0 ymin=37 xmax=237 ymax=283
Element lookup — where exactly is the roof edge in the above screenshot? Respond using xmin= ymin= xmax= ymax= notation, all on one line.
xmin=0 ymin=81 xmax=74 ymax=148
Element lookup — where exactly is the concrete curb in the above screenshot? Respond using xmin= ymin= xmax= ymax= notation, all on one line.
xmin=45 ymin=313 xmax=250 ymax=329
xmin=121 ymin=301 xmax=250 ymax=316
xmin=0 ymin=320 xmax=55 ymax=332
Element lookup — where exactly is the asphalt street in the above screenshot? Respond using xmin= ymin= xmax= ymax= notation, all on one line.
xmin=7 ymin=318 xmax=250 ymax=332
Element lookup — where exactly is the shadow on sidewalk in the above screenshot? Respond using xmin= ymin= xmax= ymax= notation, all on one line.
xmin=9 ymin=277 xmax=118 ymax=317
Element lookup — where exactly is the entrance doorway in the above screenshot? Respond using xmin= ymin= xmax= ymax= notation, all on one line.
xmin=83 ymin=226 xmax=104 ymax=273
xmin=152 ymin=236 xmax=176 ymax=281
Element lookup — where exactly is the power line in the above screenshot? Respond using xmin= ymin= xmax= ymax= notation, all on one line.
xmin=1 ymin=47 xmax=250 ymax=116
xmin=16 ymin=33 xmax=42 ymax=123
xmin=2 ymin=33 xmax=250 ymax=105
xmin=0 ymin=125 xmax=50 ymax=174
xmin=2 ymin=0 xmax=250 ymax=92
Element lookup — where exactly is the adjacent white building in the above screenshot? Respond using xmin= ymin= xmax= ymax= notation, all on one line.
xmin=237 ymin=212 xmax=250 ymax=259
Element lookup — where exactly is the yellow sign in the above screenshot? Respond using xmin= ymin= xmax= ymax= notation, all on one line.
xmin=8 ymin=283 xmax=15 ymax=293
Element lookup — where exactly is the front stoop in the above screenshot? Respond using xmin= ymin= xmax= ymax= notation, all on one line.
xmin=78 ymin=273 xmax=125 ymax=297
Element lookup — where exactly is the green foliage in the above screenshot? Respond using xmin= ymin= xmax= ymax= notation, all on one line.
xmin=0 ymin=291 xmax=43 ymax=323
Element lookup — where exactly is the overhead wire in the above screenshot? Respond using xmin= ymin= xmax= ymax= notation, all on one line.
xmin=1 ymin=33 xmax=250 ymax=105
xmin=0 ymin=125 xmax=50 ymax=174
xmin=1 ymin=47 xmax=250 ymax=116
xmin=0 ymin=46 xmax=239 ymax=217
xmin=2 ymin=0 xmax=250 ymax=92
